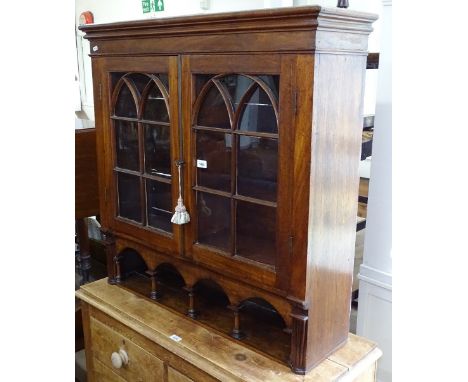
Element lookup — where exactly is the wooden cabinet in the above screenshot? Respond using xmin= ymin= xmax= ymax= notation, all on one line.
xmin=80 ymin=6 xmax=377 ymax=374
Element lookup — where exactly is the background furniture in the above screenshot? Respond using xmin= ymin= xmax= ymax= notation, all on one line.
xmin=75 ymin=125 xmax=99 ymax=284
xmin=75 ymin=124 xmax=100 ymax=354
xmin=80 ymin=6 xmax=377 ymax=373
xmin=77 ymin=279 xmax=382 ymax=382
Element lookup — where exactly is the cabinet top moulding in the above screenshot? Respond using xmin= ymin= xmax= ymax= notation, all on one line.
xmin=79 ymin=6 xmax=377 ymax=56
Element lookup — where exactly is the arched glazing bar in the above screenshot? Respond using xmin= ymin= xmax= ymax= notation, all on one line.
xmin=192 ymin=78 xmax=234 ymax=129
xmin=111 ymin=72 xmax=170 ymax=121
xmin=192 ymin=74 xmax=279 ymax=130
xmin=232 ymin=76 xmax=279 ymax=134
xmin=111 ymin=76 xmax=140 ymax=118
xmin=138 ymin=74 xmax=170 ymax=122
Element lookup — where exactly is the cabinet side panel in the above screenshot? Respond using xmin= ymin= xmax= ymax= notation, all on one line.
xmin=306 ymin=53 xmax=366 ymax=368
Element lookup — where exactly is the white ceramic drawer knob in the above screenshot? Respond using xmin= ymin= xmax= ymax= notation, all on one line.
xmin=111 ymin=349 xmax=129 ymax=369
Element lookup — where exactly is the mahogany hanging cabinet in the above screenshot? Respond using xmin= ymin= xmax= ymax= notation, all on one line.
xmin=80 ymin=6 xmax=377 ymax=374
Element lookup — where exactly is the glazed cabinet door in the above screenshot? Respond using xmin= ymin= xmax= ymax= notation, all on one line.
xmin=96 ymin=57 xmax=182 ymax=255
xmin=182 ymin=55 xmax=295 ymax=291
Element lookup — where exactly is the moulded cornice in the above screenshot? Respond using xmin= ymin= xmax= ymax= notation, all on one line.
xmin=79 ymin=6 xmax=378 ymax=41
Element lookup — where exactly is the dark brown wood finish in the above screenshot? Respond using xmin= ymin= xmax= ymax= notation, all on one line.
xmin=75 ymin=128 xmax=99 ymax=219
xmin=113 ymin=235 xmax=293 ymax=325
xmin=80 ymin=6 xmax=377 ymax=374
xmin=100 ymin=57 xmax=182 ymax=256
xmin=101 ymin=229 xmax=117 ymax=284
xmin=182 ymin=54 xmax=291 ymax=290
xmin=75 ymin=126 xmax=100 ymax=286
xmin=366 ymin=52 xmax=380 ymax=69
xmin=80 ymin=6 xmax=374 ymax=56
xmin=76 ymin=218 xmax=92 ymax=284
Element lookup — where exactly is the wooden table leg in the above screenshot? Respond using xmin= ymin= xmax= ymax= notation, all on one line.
xmin=76 ymin=218 xmax=91 ymax=285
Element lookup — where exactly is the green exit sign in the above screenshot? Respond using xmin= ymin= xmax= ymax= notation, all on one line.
xmin=142 ymin=0 xmax=164 ymax=13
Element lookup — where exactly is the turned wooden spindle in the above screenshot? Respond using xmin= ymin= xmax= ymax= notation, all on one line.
xmin=114 ymin=255 xmax=122 ymax=284
xmin=184 ymin=286 xmax=197 ymax=319
xmin=146 ymin=270 xmax=161 ymax=300
xmin=228 ymin=305 xmax=246 ymax=340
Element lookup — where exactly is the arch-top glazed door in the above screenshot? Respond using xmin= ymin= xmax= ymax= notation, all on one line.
xmin=97 ymin=57 xmax=182 ymax=256
xmin=182 ymin=55 xmax=295 ymax=294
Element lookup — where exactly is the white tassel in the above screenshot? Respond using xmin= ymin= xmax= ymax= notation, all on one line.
xmin=171 ymin=197 xmax=190 ymax=224
xmin=171 ymin=162 xmax=190 ymax=225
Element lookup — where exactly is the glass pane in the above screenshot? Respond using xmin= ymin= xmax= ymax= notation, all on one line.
xmin=236 ymin=201 xmax=276 ymax=267
xmin=142 ymin=84 xmax=169 ymax=122
xmin=197 ymin=84 xmax=231 ymax=129
xmin=146 ymin=179 xmax=172 ymax=233
xmin=111 ymin=73 xmax=123 ymax=92
xmin=239 ymin=87 xmax=277 ymax=134
xmin=259 ymin=75 xmax=280 ymax=99
xmin=195 ymin=74 xmax=213 ymax=96
xmin=127 ymin=73 xmax=151 ymax=94
xmin=158 ymin=74 xmax=169 ymax=90
xmin=196 ymin=131 xmax=231 ymax=192
xmin=218 ymin=75 xmax=253 ymax=110
xmin=144 ymin=124 xmax=171 ymax=177
xmin=115 ymin=84 xmax=137 ymax=118
xmin=114 ymin=120 xmax=139 ymax=171
xmin=197 ymin=192 xmax=231 ymax=252
xmin=237 ymin=136 xmax=278 ymax=202
xmin=117 ymin=173 xmax=141 ymax=222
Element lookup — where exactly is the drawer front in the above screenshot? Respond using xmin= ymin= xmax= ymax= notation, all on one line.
xmin=94 ymin=358 xmax=127 ymax=382
xmin=90 ymin=317 xmax=164 ymax=381
xmin=168 ymin=367 xmax=194 ymax=382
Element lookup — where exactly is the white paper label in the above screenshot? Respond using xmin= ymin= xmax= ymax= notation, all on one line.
xmin=169 ymin=334 xmax=182 ymax=342
xmin=92 ymin=45 xmax=99 ymax=52
xmin=197 ymin=159 xmax=207 ymax=169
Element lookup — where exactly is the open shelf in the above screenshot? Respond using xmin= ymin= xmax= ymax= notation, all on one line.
xmin=120 ymin=265 xmax=290 ymax=364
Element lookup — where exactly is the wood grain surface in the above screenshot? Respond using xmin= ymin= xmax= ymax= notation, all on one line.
xmin=75 ymin=128 xmax=99 ymax=219
xmin=78 ymin=279 xmax=381 ymax=382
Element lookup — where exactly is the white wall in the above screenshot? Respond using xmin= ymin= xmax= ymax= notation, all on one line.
xmin=75 ymin=0 xmax=272 ymax=119
xmin=356 ymin=1 xmax=392 ymax=381
xmin=75 ymin=0 xmax=382 ymax=120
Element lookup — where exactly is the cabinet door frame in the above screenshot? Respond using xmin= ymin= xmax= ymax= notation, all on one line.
xmin=97 ymin=56 xmax=182 ymax=256
xmin=182 ymin=54 xmax=295 ymax=292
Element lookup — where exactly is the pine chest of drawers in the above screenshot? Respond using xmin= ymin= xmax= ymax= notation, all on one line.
xmin=77 ymin=279 xmax=381 ymax=381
